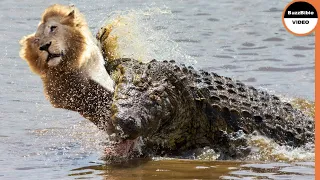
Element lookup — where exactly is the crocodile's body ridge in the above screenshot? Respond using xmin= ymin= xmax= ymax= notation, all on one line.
xmin=105 ymin=58 xmax=314 ymax=159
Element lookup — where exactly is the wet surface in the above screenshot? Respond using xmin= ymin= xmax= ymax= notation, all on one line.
xmin=0 ymin=0 xmax=314 ymax=179
xmin=65 ymin=159 xmax=315 ymax=180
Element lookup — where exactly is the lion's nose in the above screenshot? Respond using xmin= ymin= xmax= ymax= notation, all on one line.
xmin=39 ymin=41 xmax=52 ymax=51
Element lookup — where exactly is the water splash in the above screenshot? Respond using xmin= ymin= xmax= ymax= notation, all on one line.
xmin=191 ymin=132 xmax=314 ymax=162
xmin=247 ymin=134 xmax=314 ymax=162
xmin=98 ymin=7 xmax=196 ymax=65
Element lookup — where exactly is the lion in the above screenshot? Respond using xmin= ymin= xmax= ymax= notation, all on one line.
xmin=19 ymin=4 xmax=314 ymax=161
xmin=19 ymin=4 xmax=116 ymax=133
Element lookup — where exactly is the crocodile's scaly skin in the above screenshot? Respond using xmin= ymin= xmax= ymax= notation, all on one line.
xmin=105 ymin=58 xmax=314 ymax=159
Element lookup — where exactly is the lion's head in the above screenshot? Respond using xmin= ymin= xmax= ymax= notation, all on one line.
xmin=19 ymin=4 xmax=94 ymax=73
xmin=19 ymin=4 xmax=120 ymax=155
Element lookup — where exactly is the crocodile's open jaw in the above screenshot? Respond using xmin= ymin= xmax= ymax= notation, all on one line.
xmin=105 ymin=138 xmax=138 ymax=159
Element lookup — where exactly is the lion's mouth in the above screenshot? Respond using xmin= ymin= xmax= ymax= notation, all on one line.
xmin=46 ymin=51 xmax=64 ymax=63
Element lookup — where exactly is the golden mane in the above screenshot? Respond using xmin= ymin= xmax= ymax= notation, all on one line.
xmin=19 ymin=4 xmax=115 ymax=110
xmin=19 ymin=34 xmax=47 ymax=76
xmin=19 ymin=4 xmax=95 ymax=74
xmin=41 ymin=4 xmax=87 ymax=28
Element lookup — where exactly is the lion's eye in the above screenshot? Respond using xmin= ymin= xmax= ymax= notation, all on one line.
xmin=50 ymin=26 xmax=57 ymax=32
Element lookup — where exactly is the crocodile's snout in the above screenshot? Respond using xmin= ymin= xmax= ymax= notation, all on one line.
xmin=115 ymin=116 xmax=141 ymax=140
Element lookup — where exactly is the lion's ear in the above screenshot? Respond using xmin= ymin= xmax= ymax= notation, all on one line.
xmin=60 ymin=10 xmax=75 ymax=26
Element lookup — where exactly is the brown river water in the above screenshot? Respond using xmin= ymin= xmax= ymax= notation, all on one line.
xmin=0 ymin=0 xmax=315 ymax=179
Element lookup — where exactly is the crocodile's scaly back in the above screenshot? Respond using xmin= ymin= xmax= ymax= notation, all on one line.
xmin=105 ymin=58 xmax=314 ymax=159
xmin=194 ymin=67 xmax=314 ymax=146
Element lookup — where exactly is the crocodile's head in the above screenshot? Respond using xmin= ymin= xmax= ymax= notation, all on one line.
xmin=97 ymin=25 xmax=201 ymax=159
xmin=101 ymin=59 xmax=199 ymax=160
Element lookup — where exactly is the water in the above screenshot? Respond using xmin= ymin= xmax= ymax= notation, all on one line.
xmin=0 ymin=0 xmax=315 ymax=179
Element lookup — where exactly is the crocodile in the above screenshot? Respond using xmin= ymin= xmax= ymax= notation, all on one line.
xmin=20 ymin=5 xmax=314 ymax=160
xmin=95 ymin=25 xmax=314 ymax=160
xmin=102 ymin=57 xmax=314 ymax=160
